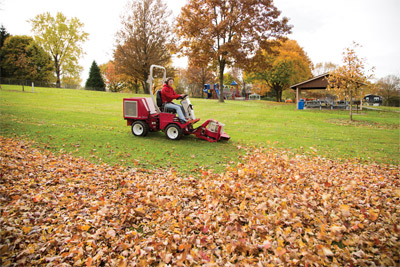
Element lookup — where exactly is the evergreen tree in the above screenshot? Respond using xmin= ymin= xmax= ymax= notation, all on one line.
xmin=0 ymin=25 xmax=11 ymax=78
xmin=0 ymin=25 xmax=10 ymax=48
xmin=85 ymin=61 xmax=105 ymax=91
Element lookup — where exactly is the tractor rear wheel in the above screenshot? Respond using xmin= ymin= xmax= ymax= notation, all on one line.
xmin=165 ymin=124 xmax=183 ymax=140
xmin=132 ymin=121 xmax=149 ymax=137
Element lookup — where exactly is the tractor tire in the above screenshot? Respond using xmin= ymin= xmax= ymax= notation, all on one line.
xmin=131 ymin=121 xmax=149 ymax=137
xmin=165 ymin=124 xmax=183 ymax=140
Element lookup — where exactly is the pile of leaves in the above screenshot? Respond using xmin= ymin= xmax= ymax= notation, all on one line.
xmin=1 ymin=137 xmax=399 ymax=266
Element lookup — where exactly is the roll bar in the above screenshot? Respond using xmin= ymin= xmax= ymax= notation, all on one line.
xmin=147 ymin=65 xmax=166 ymax=114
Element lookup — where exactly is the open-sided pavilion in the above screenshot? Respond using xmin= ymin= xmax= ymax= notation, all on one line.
xmin=290 ymin=73 xmax=329 ymax=109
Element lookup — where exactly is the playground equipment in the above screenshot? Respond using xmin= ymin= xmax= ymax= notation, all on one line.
xmin=203 ymin=81 xmax=251 ymax=100
xmin=203 ymin=84 xmax=222 ymax=99
xmin=123 ymin=65 xmax=230 ymax=142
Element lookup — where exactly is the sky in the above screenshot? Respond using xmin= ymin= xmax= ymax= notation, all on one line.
xmin=1 ymin=0 xmax=399 ymax=84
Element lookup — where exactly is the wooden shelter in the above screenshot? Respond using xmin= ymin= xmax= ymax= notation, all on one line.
xmin=290 ymin=73 xmax=329 ymax=109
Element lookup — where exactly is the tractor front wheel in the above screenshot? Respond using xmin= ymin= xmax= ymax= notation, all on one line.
xmin=131 ymin=121 xmax=149 ymax=137
xmin=165 ymin=124 xmax=183 ymax=140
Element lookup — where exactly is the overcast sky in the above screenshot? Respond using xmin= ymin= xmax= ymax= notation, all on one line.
xmin=1 ymin=0 xmax=399 ymax=83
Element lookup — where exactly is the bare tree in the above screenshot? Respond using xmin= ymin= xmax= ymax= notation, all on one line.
xmin=313 ymin=62 xmax=337 ymax=76
xmin=184 ymin=64 xmax=215 ymax=97
xmin=114 ymin=0 xmax=172 ymax=94
xmin=376 ymin=75 xmax=400 ymax=105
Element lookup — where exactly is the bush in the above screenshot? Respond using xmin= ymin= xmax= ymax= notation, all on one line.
xmin=261 ymin=96 xmax=276 ymax=102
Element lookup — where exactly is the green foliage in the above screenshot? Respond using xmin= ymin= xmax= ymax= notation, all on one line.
xmin=282 ymin=88 xmax=296 ymax=101
xmin=259 ymin=59 xmax=294 ymax=102
xmin=0 ymin=35 xmax=54 ymax=81
xmin=85 ymin=61 xmax=105 ymax=91
xmin=223 ymin=73 xmax=235 ymax=86
xmin=0 ymin=25 xmax=11 ymax=78
xmin=0 ymin=25 xmax=10 ymax=49
xmin=252 ymin=40 xmax=313 ymax=102
xmin=1 ymin=86 xmax=399 ymax=176
xmin=30 ymin=12 xmax=88 ymax=88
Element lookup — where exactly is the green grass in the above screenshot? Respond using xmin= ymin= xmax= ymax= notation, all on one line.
xmin=1 ymin=84 xmax=399 ymax=175
xmin=364 ymin=105 xmax=400 ymax=112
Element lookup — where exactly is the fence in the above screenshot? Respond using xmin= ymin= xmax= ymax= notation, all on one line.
xmin=0 ymin=77 xmax=81 ymax=89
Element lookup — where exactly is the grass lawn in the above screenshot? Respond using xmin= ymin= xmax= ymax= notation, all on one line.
xmin=1 ymin=84 xmax=399 ymax=174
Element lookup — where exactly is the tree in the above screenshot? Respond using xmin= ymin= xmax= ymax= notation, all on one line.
xmin=85 ymin=61 xmax=105 ymax=91
xmin=62 ymin=75 xmax=82 ymax=89
xmin=260 ymin=59 xmax=294 ymax=102
xmin=114 ymin=0 xmax=172 ymax=94
xmin=0 ymin=35 xmax=54 ymax=81
xmin=251 ymin=39 xmax=313 ymax=102
xmin=0 ymin=25 xmax=10 ymax=50
xmin=246 ymin=78 xmax=271 ymax=97
xmin=30 ymin=12 xmax=88 ymax=88
xmin=0 ymin=25 xmax=11 ymax=78
xmin=184 ymin=62 xmax=216 ymax=97
xmin=231 ymin=67 xmax=253 ymax=98
xmin=376 ymin=75 xmax=400 ymax=106
xmin=314 ymin=62 xmax=337 ymax=76
xmin=99 ymin=61 xmax=124 ymax=92
xmin=327 ymin=42 xmax=374 ymax=121
xmin=176 ymin=0 xmax=292 ymax=103
xmin=223 ymin=72 xmax=236 ymax=88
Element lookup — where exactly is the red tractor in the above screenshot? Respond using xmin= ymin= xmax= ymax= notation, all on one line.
xmin=123 ymin=65 xmax=230 ymax=142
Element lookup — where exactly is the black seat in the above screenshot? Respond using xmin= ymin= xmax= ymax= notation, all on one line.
xmin=156 ymin=90 xmax=176 ymax=114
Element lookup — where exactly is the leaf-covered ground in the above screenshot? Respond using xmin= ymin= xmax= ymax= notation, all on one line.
xmin=0 ymin=137 xmax=399 ymax=266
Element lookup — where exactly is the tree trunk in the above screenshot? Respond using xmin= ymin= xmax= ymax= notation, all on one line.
xmin=56 ymin=76 xmax=61 ymax=88
xmin=54 ymin=58 xmax=61 ymax=88
xmin=273 ymin=86 xmax=282 ymax=102
xmin=241 ymin=83 xmax=246 ymax=98
xmin=349 ymin=92 xmax=353 ymax=121
xmin=142 ymin=81 xmax=149 ymax=94
xmin=218 ymin=60 xmax=225 ymax=103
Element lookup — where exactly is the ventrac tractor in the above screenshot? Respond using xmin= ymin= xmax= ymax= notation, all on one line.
xmin=123 ymin=65 xmax=230 ymax=142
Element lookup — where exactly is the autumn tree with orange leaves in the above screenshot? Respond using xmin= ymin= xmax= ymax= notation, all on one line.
xmin=327 ymin=42 xmax=374 ymax=121
xmin=248 ymin=39 xmax=313 ymax=102
xmin=99 ymin=61 xmax=124 ymax=92
xmin=175 ymin=0 xmax=292 ymax=103
xmin=114 ymin=0 xmax=172 ymax=94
